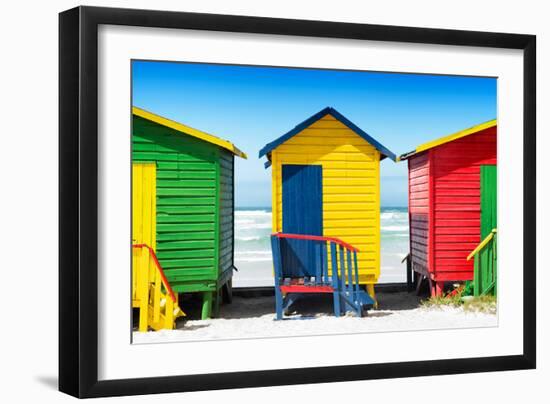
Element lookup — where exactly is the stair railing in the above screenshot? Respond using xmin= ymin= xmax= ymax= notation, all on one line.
xmin=132 ymin=243 xmax=183 ymax=331
xmin=271 ymin=233 xmax=367 ymax=317
xmin=466 ymin=228 xmax=497 ymax=296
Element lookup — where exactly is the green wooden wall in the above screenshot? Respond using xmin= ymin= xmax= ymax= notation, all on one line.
xmin=219 ymin=150 xmax=235 ymax=285
xmin=477 ymin=164 xmax=497 ymax=296
xmin=480 ymin=165 xmax=497 ymax=238
xmin=132 ymin=115 xmax=233 ymax=294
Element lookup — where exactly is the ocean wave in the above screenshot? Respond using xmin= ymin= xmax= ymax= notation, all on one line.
xmin=235 ymin=257 xmax=273 ymax=262
xmin=235 ymin=250 xmax=272 ymax=256
xmin=236 ymin=236 xmax=262 ymax=241
xmin=236 ymin=223 xmax=272 ymax=230
xmin=381 ymin=212 xmax=407 ymax=220
xmin=235 ymin=210 xmax=272 ymax=217
xmin=235 ymin=219 xmax=255 ymax=225
xmin=381 ymin=225 xmax=409 ymax=232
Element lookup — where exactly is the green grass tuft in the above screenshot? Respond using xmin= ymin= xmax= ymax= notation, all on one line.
xmin=420 ymin=293 xmax=462 ymax=308
xmin=463 ymin=295 xmax=497 ymax=314
xmin=420 ymin=284 xmax=497 ymax=314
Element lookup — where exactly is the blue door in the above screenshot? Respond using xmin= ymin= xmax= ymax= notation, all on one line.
xmin=281 ymin=164 xmax=323 ymax=277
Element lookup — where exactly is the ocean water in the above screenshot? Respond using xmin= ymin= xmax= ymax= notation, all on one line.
xmin=233 ymin=207 xmax=409 ymax=287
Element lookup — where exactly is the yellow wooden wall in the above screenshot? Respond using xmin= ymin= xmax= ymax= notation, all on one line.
xmin=132 ymin=163 xmax=156 ymax=249
xmin=132 ymin=163 xmax=157 ymax=308
xmin=271 ymin=114 xmax=381 ymax=284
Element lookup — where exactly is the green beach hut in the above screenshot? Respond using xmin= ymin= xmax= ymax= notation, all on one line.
xmin=132 ymin=107 xmax=247 ymax=319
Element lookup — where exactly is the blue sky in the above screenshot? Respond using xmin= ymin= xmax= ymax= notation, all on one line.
xmin=132 ymin=60 xmax=496 ymax=207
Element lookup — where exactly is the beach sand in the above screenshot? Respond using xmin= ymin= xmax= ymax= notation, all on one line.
xmin=133 ymin=291 xmax=497 ymax=344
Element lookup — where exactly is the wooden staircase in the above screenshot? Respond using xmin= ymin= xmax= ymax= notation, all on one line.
xmin=270 ymin=233 xmax=375 ymax=320
xmin=467 ymin=228 xmax=497 ymax=296
xmin=132 ymin=244 xmax=185 ymax=331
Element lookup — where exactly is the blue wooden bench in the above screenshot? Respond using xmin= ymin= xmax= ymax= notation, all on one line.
xmin=270 ymin=233 xmax=375 ymax=320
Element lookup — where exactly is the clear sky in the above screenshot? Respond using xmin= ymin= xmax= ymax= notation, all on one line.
xmin=132 ymin=60 xmax=496 ymax=207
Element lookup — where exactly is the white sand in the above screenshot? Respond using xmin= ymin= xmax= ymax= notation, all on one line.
xmin=133 ymin=292 xmax=497 ymax=344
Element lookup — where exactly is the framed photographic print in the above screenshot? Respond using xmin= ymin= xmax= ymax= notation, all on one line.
xmin=59 ymin=5 xmax=536 ymax=398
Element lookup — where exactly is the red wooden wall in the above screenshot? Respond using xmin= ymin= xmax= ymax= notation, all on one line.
xmin=408 ymin=126 xmax=497 ymax=283
xmin=408 ymin=152 xmax=430 ymax=276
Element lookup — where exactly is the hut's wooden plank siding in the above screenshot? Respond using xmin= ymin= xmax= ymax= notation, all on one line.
xmin=218 ymin=150 xmax=234 ymax=280
xmin=271 ymin=115 xmax=381 ymax=283
xmin=132 ymin=115 xmax=219 ymax=292
xmin=431 ymin=126 xmax=497 ymax=281
xmin=406 ymin=125 xmax=496 ymax=284
xmin=408 ymin=151 xmax=430 ymax=273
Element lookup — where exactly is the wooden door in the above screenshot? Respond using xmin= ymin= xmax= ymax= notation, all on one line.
xmin=132 ymin=163 xmax=156 ymax=307
xmin=281 ymin=164 xmax=323 ymax=277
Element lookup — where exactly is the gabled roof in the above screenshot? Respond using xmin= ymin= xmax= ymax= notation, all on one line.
xmin=133 ymin=107 xmax=247 ymax=159
xmin=398 ymin=119 xmax=497 ymax=161
xmin=258 ymin=107 xmax=397 ymax=162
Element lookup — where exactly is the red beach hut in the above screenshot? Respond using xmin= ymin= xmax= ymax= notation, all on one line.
xmin=399 ymin=120 xmax=497 ymax=296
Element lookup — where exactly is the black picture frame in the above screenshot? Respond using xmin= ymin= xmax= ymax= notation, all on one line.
xmin=59 ymin=5 xmax=536 ymax=398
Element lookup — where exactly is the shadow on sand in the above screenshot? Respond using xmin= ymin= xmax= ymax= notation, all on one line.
xmin=181 ymin=291 xmax=423 ymax=321
xmin=376 ymin=291 xmax=424 ymax=311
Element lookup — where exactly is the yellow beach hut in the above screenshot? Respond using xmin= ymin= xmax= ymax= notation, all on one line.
xmin=259 ymin=107 xmax=397 ymax=299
